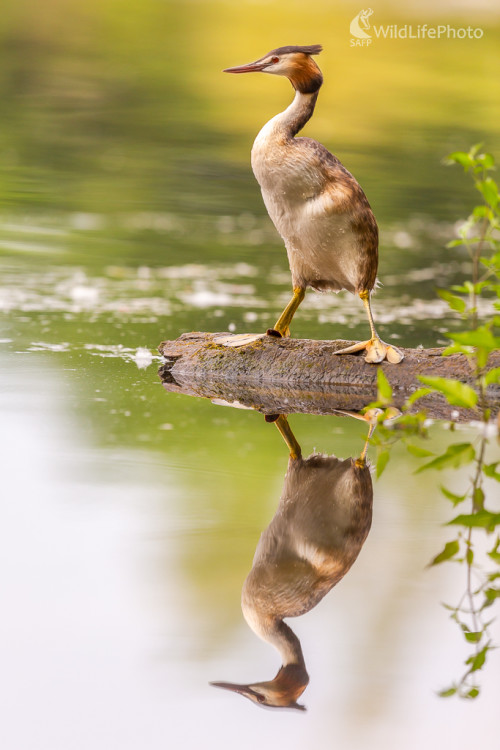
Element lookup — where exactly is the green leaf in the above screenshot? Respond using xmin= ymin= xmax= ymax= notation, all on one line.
xmin=472 ymin=204 xmax=491 ymax=219
xmin=416 ymin=443 xmax=475 ymax=473
xmin=383 ymin=406 xmax=402 ymax=422
xmin=428 ymin=539 xmax=460 ymax=567
xmin=466 ymin=547 xmax=474 ymax=565
xmin=477 ymin=177 xmax=499 ymax=208
xmin=484 ymin=367 xmax=500 ymax=386
xmin=464 ymin=631 xmax=482 ymax=643
xmin=437 ymin=686 xmax=457 ymax=698
xmin=473 ymin=487 xmax=485 ymax=511
xmin=487 ymin=251 xmax=500 ymax=270
xmin=477 ymin=152 xmax=495 ymax=169
xmin=376 ymin=449 xmax=390 ymax=478
xmin=484 ymin=462 xmax=500 ymax=482
xmin=418 ymin=376 xmax=478 ymax=408
xmin=466 ymin=687 xmax=480 ymax=699
xmin=466 ymin=645 xmax=489 ymax=672
xmin=484 ymin=588 xmax=500 ymax=604
xmin=451 ymin=282 xmax=473 ymax=294
xmin=488 ymin=538 xmax=500 ymax=564
xmin=406 ymin=443 xmax=434 ymax=458
xmin=469 ymin=143 xmax=484 ymax=158
xmin=405 ymin=387 xmax=433 ymax=407
xmin=440 ymin=485 xmax=467 ymax=506
xmin=442 ymin=343 xmax=472 ymax=358
xmin=446 ymin=151 xmax=472 ymax=169
xmin=377 ymin=369 xmax=392 ymax=405
xmin=436 ymin=289 xmax=467 ymax=314
xmin=450 ymin=326 xmax=500 ymax=352
xmin=446 ymin=238 xmax=465 ymax=248
xmin=448 ymin=509 xmax=500 ymax=532
xmin=472 ymin=281 xmax=488 ymax=294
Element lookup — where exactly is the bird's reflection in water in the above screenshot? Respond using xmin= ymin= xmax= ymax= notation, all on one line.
xmin=212 ymin=410 xmax=379 ymax=711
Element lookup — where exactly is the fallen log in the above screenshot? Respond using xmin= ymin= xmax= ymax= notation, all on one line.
xmin=158 ymin=332 xmax=500 ymax=421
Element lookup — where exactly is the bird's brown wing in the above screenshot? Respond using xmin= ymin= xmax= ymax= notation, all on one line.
xmin=294 ymin=137 xmax=379 ymax=292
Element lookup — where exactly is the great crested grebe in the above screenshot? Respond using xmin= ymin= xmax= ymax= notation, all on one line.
xmin=223 ymin=45 xmax=403 ymax=364
xmin=211 ymin=412 xmax=377 ymax=710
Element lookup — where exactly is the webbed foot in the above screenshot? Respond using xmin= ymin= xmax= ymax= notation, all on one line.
xmin=334 ymin=338 xmax=404 ymax=364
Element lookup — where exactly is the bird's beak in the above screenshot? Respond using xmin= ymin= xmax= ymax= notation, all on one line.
xmin=223 ymin=60 xmax=267 ymax=74
xmin=210 ymin=681 xmax=263 ymax=701
xmin=210 ymin=681 xmax=306 ymax=711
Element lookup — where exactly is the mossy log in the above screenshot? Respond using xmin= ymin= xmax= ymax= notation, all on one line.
xmin=158 ymin=332 xmax=500 ymax=421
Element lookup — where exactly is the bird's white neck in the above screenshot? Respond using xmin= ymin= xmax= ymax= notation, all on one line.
xmin=261 ymin=89 xmax=319 ymax=141
xmin=243 ymin=604 xmax=305 ymax=667
xmin=271 ymin=619 xmax=305 ymax=667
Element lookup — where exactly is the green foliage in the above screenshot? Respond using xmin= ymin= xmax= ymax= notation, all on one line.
xmin=376 ymin=369 xmax=393 ymax=405
xmin=483 ymin=589 xmax=500 ymax=607
xmin=406 ymin=387 xmax=433 ymax=406
xmin=368 ymin=144 xmax=500 ymax=701
xmin=438 ymin=686 xmax=457 ymax=698
xmin=484 ymin=462 xmax=500 ymax=481
xmin=440 ymin=486 xmax=467 ymax=506
xmin=416 ymin=442 xmax=475 ymax=473
xmin=436 ymin=288 xmax=466 ymax=314
xmin=422 ymin=146 xmax=500 ymax=697
xmin=406 ymin=444 xmax=434 ymax=458
xmin=464 ymin=631 xmax=482 ymax=643
xmin=376 ymin=449 xmax=390 ymax=478
xmin=466 ymin=644 xmax=490 ymax=673
xmin=428 ymin=540 xmax=460 ymax=567
xmin=478 ymin=177 xmax=499 ymax=208
xmin=484 ymin=367 xmax=500 ymax=386
xmin=442 ymin=145 xmax=500 ymax=333
xmin=487 ymin=538 xmax=500 ymax=564
xmin=418 ymin=376 xmax=478 ymax=408
xmin=448 ymin=510 xmax=500 ymax=532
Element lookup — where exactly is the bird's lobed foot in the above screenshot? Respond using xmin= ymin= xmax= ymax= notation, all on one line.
xmin=212 ymin=332 xmax=266 ymax=347
xmin=213 ymin=328 xmax=292 ymax=347
xmin=335 ymin=338 xmax=404 ymax=364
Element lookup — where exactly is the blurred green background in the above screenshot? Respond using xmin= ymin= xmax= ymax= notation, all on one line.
xmin=1 ymin=1 xmax=499 ymax=748
xmin=2 ymin=0 xmax=499 ymax=343
xmin=2 ymin=0 xmax=499 ymax=256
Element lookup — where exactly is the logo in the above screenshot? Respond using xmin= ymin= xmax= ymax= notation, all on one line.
xmin=350 ymin=9 xmax=484 ymax=46
xmin=350 ymin=8 xmax=373 ymax=39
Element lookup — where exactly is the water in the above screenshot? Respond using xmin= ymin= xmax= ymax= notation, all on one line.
xmin=1 ymin=1 xmax=500 ymax=747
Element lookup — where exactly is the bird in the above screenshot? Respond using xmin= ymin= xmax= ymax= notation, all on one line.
xmin=222 ymin=45 xmax=403 ymax=364
xmin=211 ymin=411 xmax=377 ymax=710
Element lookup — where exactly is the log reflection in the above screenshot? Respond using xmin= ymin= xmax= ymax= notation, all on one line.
xmin=211 ymin=412 xmax=378 ymax=710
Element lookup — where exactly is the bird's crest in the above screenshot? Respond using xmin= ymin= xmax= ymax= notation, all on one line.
xmin=267 ymin=44 xmax=322 ymax=57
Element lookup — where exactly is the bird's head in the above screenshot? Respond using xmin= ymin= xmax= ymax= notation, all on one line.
xmin=211 ymin=663 xmax=309 ymax=711
xmin=224 ymin=45 xmax=323 ymax=94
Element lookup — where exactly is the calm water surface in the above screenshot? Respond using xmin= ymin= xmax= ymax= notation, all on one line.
xmin=1 ymin=1 xmax=500 ymax=747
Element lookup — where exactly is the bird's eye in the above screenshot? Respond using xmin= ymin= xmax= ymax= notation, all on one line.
xmin=271 ymin=56 xmax=279 ymax=64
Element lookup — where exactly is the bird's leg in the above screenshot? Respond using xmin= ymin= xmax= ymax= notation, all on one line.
xmin=334 ymin=290 xmax=404 ymax=364
xmin=267 ymin=287 xmax=305 ymax=338
xmin=355 ymin=409 xmax=380 ymax=468
xmin=331 ymin=407 xmax=381 ymax=467
xmin=355 ymin=423 xmax=375 ymax=468
xmin=213 ymin=288 xmax=305 ymax=347
xmin=269 ymin=414 xmax=302 ymax=460
xmin=354 ymin=406 xmax=401 ymax=466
